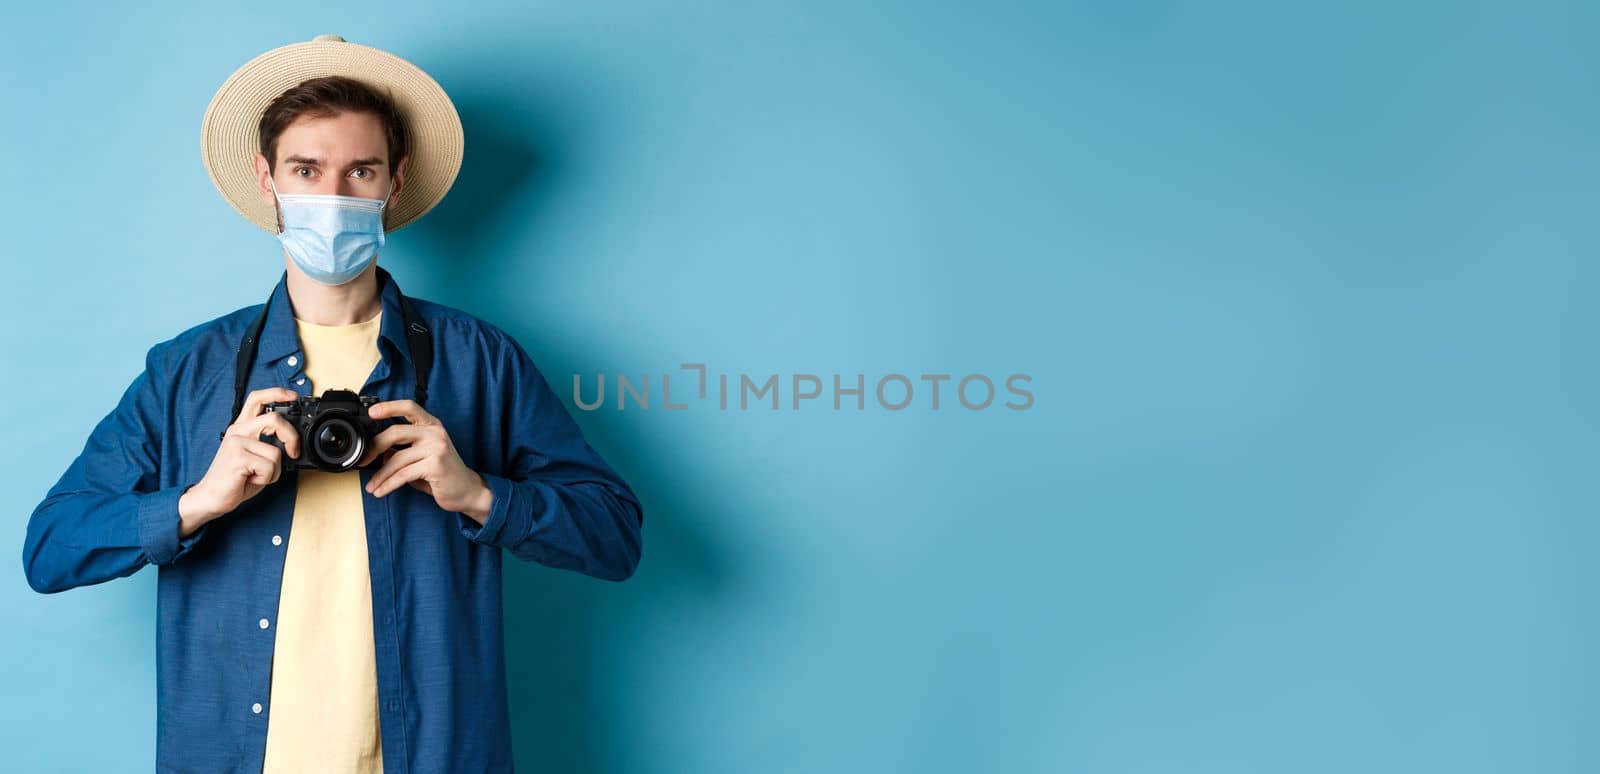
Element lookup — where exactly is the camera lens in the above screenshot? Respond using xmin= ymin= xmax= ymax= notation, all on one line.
xmin=312 ymin=417 xmax=365 ymax=470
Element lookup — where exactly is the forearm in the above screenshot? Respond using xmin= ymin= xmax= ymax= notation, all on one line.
xmin=24 ymin=483 xmax=201 ymax=593
xmin=26 ymin=343 xmax=211 ymax=594
xmin=461 ymin=472 xmax=643 ymax=581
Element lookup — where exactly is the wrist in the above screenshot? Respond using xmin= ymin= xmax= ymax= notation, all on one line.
xmin=461 ymin=474 xmax=494 ymax=525
xmin=177 ymin=485 xmax=217 ymax=536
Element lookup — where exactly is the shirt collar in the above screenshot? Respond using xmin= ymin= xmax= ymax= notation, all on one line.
xmin=254 ymin=265 xmax=415 ymax=369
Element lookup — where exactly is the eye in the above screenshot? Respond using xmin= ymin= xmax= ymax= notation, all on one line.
xmin=294 ymin=166 xmax=313 ymax=177
xmin=350 ymin=168 xmax=372 ymax=180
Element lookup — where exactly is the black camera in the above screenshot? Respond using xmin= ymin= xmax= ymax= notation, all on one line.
xmin=261 ymin=389 xmax=384 ymax=473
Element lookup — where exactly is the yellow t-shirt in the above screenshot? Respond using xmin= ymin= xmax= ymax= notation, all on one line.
xmin=262 ymin=309 xmax=385 ymax=774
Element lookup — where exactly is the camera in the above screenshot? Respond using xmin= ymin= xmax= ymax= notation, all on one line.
xmin=261 ymin=389 xmax=385 ymax=473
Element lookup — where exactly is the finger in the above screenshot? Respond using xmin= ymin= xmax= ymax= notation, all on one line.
xmin=229 ymin=411 xmax=302 ymax=458
xmin=231 ymin=438 xmax=286 ymax=483
xmin=367 ymin=399 xmax=436 ymax=426
xmin=253 ymin=412 xmax=302 ymax=460
xmin=228 ymin=434 xmax=284 ymax=461
xmin=357 ymin=424 xmax=430 ymax=468
xmin=239 ymin=456 xmax=270 ymax=486
xmin=232 ymin=442 xmax=281 ymax=485
xmin=237 ymin=387 xmax=299 ymax=425
xmin=226 ymin=412 xmax=300 ymax=460
xmin=366 ymin=444 xmax=430 ymax=495
xmin=370 ymin=457 xmax=431 ymax=498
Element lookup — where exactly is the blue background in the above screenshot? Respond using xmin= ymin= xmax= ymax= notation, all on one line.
xmin=2 ymin=2 xmax=1594 ymax=772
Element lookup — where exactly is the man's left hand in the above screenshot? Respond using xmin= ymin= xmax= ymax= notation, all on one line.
xmin=360 ymin=400 xmax=493 ymax=523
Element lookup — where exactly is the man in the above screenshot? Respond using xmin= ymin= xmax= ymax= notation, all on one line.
xmin=21 ymin=35 xmax=644 ymax=773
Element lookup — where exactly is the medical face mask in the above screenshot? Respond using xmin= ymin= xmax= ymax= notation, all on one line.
xmin=268 ymin=174 xmax=394 ymax=286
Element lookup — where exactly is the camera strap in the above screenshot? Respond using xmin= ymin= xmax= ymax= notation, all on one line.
xmin=222 ymin=269 xmax=433 ymax=440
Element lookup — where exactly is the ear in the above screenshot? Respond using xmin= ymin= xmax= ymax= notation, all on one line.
xmin=254 ymin=152 xmax=275 ymax=205
xmin=391 ymin=154 xmax=411 ymax=199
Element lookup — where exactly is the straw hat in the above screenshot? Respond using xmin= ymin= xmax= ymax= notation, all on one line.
xmin=200 ymin=34 xmax=464 ymax=235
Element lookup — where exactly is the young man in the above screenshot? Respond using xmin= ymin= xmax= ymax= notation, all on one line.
xmin=21 ymin=35 xmax=644 ymax=773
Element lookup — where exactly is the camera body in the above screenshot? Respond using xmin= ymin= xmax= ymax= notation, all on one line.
xmin=262 ymin=389 xmax=384 ymax=473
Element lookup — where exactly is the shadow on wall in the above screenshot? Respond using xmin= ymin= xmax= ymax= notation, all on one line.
xmin=404 ymin=88 xmax=748 ymax=773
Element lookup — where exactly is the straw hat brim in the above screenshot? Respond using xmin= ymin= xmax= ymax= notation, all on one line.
xmin=200 ymin=34 xmax=463 ymax=235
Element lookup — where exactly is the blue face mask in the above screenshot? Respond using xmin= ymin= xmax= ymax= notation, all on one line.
xmin=268 ymin=175 xmax=394 ymax=286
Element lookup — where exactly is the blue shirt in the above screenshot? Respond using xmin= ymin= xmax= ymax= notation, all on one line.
xmin=21 ymin=265 xmax=645 ymax=773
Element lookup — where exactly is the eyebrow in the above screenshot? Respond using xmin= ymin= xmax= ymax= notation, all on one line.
xmin=283 ymin=155 xmax=386 ymax=167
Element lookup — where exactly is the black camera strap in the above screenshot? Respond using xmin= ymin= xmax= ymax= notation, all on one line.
xmin=221 ymin=270 xmax=433 ymax=441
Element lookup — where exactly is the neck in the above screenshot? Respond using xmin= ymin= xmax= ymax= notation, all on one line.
xmin=283 ymin=252 xmax=383 ymax=325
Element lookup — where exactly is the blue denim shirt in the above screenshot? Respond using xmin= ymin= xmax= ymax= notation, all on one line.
xmin=21 ymin=265 xmax=644 ymax=773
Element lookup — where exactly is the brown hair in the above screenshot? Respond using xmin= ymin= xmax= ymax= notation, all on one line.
xmin=257 ymin=75 xmax=410 ymax=174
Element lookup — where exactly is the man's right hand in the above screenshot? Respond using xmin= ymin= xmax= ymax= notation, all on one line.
xmin=178 ymin=387 xmax=303 ymax=533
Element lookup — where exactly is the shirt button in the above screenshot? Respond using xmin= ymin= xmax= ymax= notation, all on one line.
xmin=286 ymin=355 xmax=298 ymax=366
xmin=252 ymin=703 xmax=263 ymax=714
xmin=272 ymin=535 xmax=283 ymax=546
xmin=295 ymin=378 xmax=305 ymax=386
xmin=259 ymin=618 xmax=270 ymax=629
xmin=388 ymin=700 xmax=398 ymax=711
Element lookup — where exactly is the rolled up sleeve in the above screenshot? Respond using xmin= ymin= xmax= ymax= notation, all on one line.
xmin=456 ymin=330 xmax=644 ymax=582
xmin=22 ymin=344 xmax=210 ymax=594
